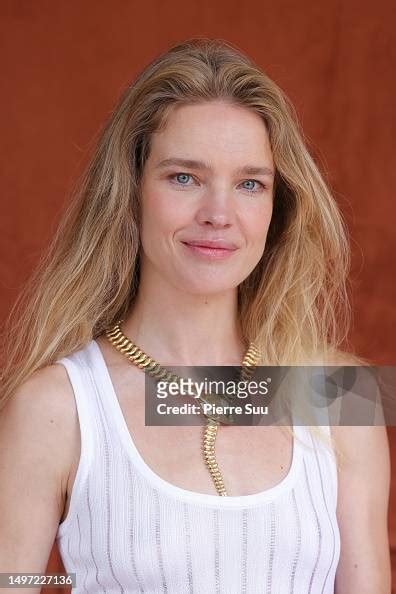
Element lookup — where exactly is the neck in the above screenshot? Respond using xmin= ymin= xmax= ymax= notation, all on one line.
xmin=121 ymin=273 xmax=246 ymax=366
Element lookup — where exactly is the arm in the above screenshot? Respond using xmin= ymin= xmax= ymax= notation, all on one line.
xmin=333 ymin=425 xmax=391 ymax=593
xmin=0 ymin=365 xmax=78 ymax=593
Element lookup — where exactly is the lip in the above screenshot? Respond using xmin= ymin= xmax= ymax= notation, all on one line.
xmin=182 ymin=239 xmax=238 ymax=250
xmin=181 ymin=239 xmax=238 ymax=260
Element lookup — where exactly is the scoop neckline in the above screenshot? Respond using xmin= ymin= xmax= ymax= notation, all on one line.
xmin=90 ymin=339 xmax=304 ymax=508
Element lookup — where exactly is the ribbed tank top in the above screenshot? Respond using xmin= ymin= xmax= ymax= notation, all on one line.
xmin=55 ymin=340 xmax=340 ymax=594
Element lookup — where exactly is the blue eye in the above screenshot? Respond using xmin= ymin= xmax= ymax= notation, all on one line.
xmin=241 ymin=179 xmax=263 ymax=192
xmin=169 ymin=174 xmax=265 ymax=193
xmin=174 ymin=173 xmax=193 ymax=185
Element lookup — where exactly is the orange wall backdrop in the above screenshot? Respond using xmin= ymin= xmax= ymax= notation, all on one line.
xmin=1 ymin=0 xmax=395 ymax=591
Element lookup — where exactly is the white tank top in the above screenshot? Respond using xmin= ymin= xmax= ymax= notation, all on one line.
xmin=55 ymin=340 xmax=340 ymax=593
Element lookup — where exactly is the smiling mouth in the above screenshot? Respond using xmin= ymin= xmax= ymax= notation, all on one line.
xmin=181 ymin=241 xmax=238 ymax=260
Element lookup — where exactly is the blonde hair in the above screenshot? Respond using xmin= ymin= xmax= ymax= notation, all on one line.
xmin=1 ymin=38 xmax=365 ymax=425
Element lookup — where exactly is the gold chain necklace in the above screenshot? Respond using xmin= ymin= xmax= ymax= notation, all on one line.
xmin=105 ymin=321 xmax=261 ymax=496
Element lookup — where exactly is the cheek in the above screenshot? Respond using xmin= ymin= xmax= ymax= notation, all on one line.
xmin=141 ymin=187 xmax=170 ymax=233
xmin=140 ymin=188 xmax=189 ymax=247
xmin=243 ymin=201 xmax=273 ymax=244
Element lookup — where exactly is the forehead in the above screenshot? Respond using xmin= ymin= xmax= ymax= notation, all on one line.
xmin=148 ymin=100 xmax=273 ymax=166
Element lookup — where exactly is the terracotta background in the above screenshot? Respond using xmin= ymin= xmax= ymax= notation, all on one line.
xmin=1 ymin=0 xmax=395 ymax=591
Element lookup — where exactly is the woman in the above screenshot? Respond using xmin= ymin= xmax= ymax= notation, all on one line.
xmin=0 ymin=38 xmax=391 ymax=593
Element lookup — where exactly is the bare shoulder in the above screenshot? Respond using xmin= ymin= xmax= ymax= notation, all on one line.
xmin=315 ymin=351 xmax=386 ymax=458
xmin=0 ymin=363 xmax=80 ymax=576
xmin=308 ymin=349 xmax=388 ymax=467
xmin=330 ymin=425 xmax=390 ymax=467
xmin=0 ymin=362 xmax=79 ymax=513
xmin=1 ymin=362 xmax=77 ymax=439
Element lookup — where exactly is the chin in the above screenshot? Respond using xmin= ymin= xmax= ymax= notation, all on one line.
xmin=174 ymin=274 xmax=242 ymax=296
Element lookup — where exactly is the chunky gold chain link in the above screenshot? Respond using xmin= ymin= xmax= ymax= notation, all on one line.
xmin=105 ymin=321 xmax=261 ymax=496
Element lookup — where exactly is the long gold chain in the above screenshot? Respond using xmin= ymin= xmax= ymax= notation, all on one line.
xmin=105 ymin=321 xmax=261 ymax=496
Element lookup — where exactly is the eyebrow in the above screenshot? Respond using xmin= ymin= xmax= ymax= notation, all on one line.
xmin=155 ymin=157 xmax=274 ymax=178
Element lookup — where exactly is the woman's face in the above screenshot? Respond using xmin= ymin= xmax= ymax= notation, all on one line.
xmin=139 ymin=100 xmax=274 ymax=296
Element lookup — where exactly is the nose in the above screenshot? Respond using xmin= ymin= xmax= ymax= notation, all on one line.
xmin=195 ymin=188 xmax=235 ymax=229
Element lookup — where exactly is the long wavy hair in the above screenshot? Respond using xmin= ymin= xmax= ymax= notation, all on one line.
xmin=0 ymin=38 xmax=364 ymax=412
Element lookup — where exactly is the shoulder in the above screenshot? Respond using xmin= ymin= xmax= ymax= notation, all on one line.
xmin=331 ymin=425 xmax=390 ymax=470
xmin=307 ymin=349 xmax=388 ymax=472
xmin=312 ymin=350 xmax=388 ymax=469
xmin=313 ymin=349 xmax=385 ymax=459
xmin=2 ymin=363 xmax=77 ymax=430
xmin=0 ymin=364 xmax=81 ymax=569
xmin=0 ymin=363 xmax=79 ymax=503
